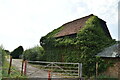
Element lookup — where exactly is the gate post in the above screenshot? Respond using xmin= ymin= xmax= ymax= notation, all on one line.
xmin=24 ymin=60 xmax=27 ymax=75
xmin=78 ymin=63 xmax=82 ymax=78
xmin=96 ymin=62 xmax=98 ymax=77
xmin=21 ymin=60 xmax=24 ymax=76
xmin=48 ymin=70 xmax=51 ymax=80
xmin=8 ymin=56 xmax=12 ymax=75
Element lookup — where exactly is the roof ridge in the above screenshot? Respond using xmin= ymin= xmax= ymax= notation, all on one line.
xmin=61 ymin=14 xmax=94 ymax=27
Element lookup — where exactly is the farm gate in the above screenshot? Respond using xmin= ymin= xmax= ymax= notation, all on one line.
xmin=28 ymin=61 xmax=82 ymax=78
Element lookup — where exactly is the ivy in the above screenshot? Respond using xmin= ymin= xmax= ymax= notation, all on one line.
xmin=45 ymin=26 xmax=64 ymax=38
xmin=40 ymin=15 xmax=116 ymax=77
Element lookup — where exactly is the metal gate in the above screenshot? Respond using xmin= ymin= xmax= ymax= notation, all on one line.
xmin=28 ymin=61 xmax=82 ymax=78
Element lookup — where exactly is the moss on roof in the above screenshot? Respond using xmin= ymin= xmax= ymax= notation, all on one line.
xmin=45 ymin=26 xmax=64 ymax=38
xmin=43 ymin=14 xmax=111 ymax=39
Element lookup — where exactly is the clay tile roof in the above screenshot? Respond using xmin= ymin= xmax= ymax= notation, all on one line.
xmin=54 ymin=14 xmax=94 ymax=37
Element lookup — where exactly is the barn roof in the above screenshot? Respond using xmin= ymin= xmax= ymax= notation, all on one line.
xmin=42 ymin=14 xmax=112 ymax=39
xmin=54 ymin=14 xmax=93 ymax=37
xmin=96 ymin=43 xmax=120 ymax=57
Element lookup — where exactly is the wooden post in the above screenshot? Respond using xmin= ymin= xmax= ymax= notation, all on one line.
xmin=8 ymin=56 xmax=12 ymax=75
xmin=24 ymin=60 xmax=27 ymax=75
xmin=48 ymin=70 xmax=51 ymax=80
xmin=51 ymin=63 xmax=53 ymax=78
xmin=96 ymin=62 xmax=98 ymax=77
xmin=78 ymin=63 xmax=82 ymax=78
xmin=21 ymin=60 xmax=24 ymax=76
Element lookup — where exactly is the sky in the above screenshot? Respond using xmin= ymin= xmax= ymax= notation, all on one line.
xmin=0 ymin=0 xmax=119 ymax=51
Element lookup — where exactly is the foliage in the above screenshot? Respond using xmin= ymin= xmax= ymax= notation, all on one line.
xmin=23 ymin=46 xmax=45 ymax=61
xmin=40 ymin=15 xmax=116 ymax=77
xmin=10 ymin=46 xmax=24 ymax=59
xmin=45 ymin=26 xmax=64 ymax=38
xmin=40 ymin=26 xmax=64 ymax=47
xmin=2 ymin=58 xmax=26 ymax=78
xmin=96 ymin=74 xmax=118 ymax=80
xmin=0 ymin=46 xmax=5 ymax=66
xmin=4 ymin=50 xmax=10 ymax=55
xmin=0 ymin=46 xmax=6 ymax=79
xmin=0 ymin=47 xmax=2 ymax=65
xmin=0 ymin=46 xmax=26 ymax=79
xmin=0 ymin=46 xmax=4 ymax=79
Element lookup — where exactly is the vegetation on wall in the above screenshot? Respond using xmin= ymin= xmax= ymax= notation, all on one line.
xmin=45 ymin=26 xmax=64 ymax=38
xmin=40 ymin=15 xmax=116 ymax=77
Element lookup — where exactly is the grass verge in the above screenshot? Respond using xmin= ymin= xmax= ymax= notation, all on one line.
xmin=2 ymin=56 xmax=27 ymax=79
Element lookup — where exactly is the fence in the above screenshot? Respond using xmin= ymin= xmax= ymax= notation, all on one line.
xmin=28 ymin=61 xmax=82 ymax=78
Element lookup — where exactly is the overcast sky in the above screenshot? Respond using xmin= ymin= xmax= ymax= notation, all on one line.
xmin=0 ymin=0 xmax=119 ymax=51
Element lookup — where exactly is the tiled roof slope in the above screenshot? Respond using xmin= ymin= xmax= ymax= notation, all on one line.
xmin=54 ymin=14 xmax=92 ymax=37
xmin=54 ymin=14 xmax=112 ymax=39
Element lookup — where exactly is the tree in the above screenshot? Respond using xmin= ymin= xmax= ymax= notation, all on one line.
xmin=10 ymin=46 xmax=24 ymax=59
xmin=23 ymin=46 xmax=45 ymax=61
xmin=4 ymin=50 xmax=10 ymax=55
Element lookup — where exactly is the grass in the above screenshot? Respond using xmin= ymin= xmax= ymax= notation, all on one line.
xmin=2 ymin=56 xmax=27 ymax=79
xmin=0 ymin=67 xmax=2 ymax=80
xmin=96 ymin=74 xmax=119 ymax=80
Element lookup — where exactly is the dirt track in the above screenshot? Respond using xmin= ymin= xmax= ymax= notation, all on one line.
xmin=7 ymin=59 xmax=59 ymax=78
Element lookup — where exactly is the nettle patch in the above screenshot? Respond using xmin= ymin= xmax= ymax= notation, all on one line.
xmin=40 ymin=16 xmax=116 ymax=77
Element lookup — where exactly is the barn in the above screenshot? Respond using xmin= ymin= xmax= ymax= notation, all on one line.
xmin=40 ymin=14 xmax=116 ymax=77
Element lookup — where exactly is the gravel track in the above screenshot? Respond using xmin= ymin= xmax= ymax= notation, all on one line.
xmin=7 ymin=59 xmax=59 ymax=78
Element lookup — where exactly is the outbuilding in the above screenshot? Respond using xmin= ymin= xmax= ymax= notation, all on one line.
xmin=96 ymin=43 xmax=120 ymax=78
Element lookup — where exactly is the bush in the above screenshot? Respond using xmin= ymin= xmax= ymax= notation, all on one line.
xmin=10 ymin=46 xmax=24 ymax=59
xmin=0 ymin=45 xmax=6 ymax=65
xmin=23 ymin=46 xmax=45 ymax=61
xmin=0 ymin=47 xmax=2 ymax=64
xmin=0 ymin=45 xmax=6 ymax=79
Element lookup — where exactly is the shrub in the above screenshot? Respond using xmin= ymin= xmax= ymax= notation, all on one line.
xmin=23 ymin=46 xmax=45 ymax=61
xmin=0 ymin=45 xmax=6 ymax=65
xmin=10 ymin=46 xmax=24 ymax=59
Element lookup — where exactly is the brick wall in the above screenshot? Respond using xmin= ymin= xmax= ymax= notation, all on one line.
xmin=103 ymin=61 xmax=120 ymax=78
